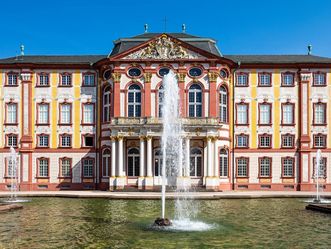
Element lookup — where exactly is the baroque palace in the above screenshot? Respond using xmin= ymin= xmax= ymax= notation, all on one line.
xmin=0 ymin=32 xmax=331 ymax=191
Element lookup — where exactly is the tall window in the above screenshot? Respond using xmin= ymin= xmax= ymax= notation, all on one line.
xmin=259 ymin=157 xmax=271 ymax=177
xmin=38 ymin=104 xmax=49 ymax=124
xmin=38 ymin=134 xmax=49 ymax=147
xmin=313 ymin=73 xmax=326 ymax=86
xmin=128 ymin=84 xmax=141 ymax=117
xmin=314 ymin=103 xmax=326 ymax=124
xmin=236 ymin=104 xmax=248 ymax=124
xmin=59 ymin=104 xmax=71 ymax=124
xmin=259 ymin=134 xmax=272 ymax=148
xmin=60 ymin=73 xmax=72 ymax=86
xmin=7 ymin=134 xmax=18 ymax=147
xmin=6 ymin=103 xmax=17 ymax=124
xmin=313 ymin=134 xmax=327 ymax=148
xmin=38 ymin=158 xmax=49 ymax=177
xmin=282 ymin=104 xmax=294 ymax=125
xmin=158 ymin=85 xmax=164 ymax=117
xmin=60 ymin=158 xmax=71 ymax=178
xmin=154 ymin=149 xmax=163 ymax=176
xmin=190 ymin=148 xmax=202 ymax=177
xmin=219 ymin=149 xmax=228 ymax=177
xmin=282 ymin=73 xmax=294 ymax=86
xmin=38 ymin=73 xmax=49 ymax=86
xmin=237 ymin=73 xmax=248 ymax=86
xmin=259 ymin=73 xmax=271 ymax=86
xmin=259 ymin=104 xmax=271 ymax=125
xmin=219 ymin=86 xmax=228 ymax=123
xmin=7 ymin=158 xmax=17 ymax=177
xmin=188 ymin=84 xmax=202 ymax=117
xmin=281 ymin=134 xmax=294 ymax=148
xmin=83 ymin=104 xmax=94 ymax=124
xmin=236 ymin=134 xmax=248 ymax=148
xmin=237 ymin=158 xmax=248 ymax=177
xmin=7 ymin=73 xmax=18 ymax=86
xmin=313 ymin=157 xmax=327 ymax=178
xmin=282 ymin=157 xmax=294 ymax=177
xmin=127 ymin=148 xmax=140 ymax=176
xmin=82 ymin=158 xmax=94 ymax=177
xmin=83 ymin=73 xmax=95 ymax=86
xmin=102 ymin=149 xmax=111 ymax=177
xmin=103 ymin=86 xmax=111 ymax=122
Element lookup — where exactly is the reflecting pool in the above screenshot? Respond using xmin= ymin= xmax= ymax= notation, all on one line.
xmin=0 ymin=198 xmax=330 ymax=248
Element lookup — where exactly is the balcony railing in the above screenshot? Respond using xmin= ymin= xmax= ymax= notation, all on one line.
xmin=110 ymin=117 xmax=221 ymax=126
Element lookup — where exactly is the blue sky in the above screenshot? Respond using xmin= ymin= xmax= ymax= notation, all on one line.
xmin=1 ymin=0 xmax=331 ymax=58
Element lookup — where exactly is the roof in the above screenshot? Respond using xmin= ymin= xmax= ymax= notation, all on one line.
xmin=224 ymin=55 xmax=331 ymax=64
xmin=0 ymin=55 xmax=106 ymax=65
xmin=110 ymin=32 xmax=222 ymax=57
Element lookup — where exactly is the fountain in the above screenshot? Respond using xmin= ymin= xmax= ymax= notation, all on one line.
xmin=153 ymin=71 xmax=214 ymax=231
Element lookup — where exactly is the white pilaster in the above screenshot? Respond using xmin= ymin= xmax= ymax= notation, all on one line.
xmin=116 ymin=136 xmax=125 ymax=189
xmin=214 ymin=140 xmax=219 ymax=177
xmin=145 ymin=136 xmax=154 ymax=189
xmin=109 ymin=137 xmax=116 ymax=190
xmin=178 ymin=137 xmax=183 ymax=177
xmin=206 ymin=137 xmax=219 ymax=190
xmin=207 ymin=137 xmax=213 ymax=177
xmin=185 ymin=137 xmax=190 ymax=176
xmin=139 ymin=137 xmax=145 ymax=177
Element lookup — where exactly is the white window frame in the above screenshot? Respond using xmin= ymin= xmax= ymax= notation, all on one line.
xmin=38 ymin=135 xmax=49 ymax=147
xmin=7 ymin=103 xmax=17 ymax=124
xmin=237 ymin=74 xmax=248 ymax=86
xmin=260 ymin=158 xmax=271 ymax=177
xmin=282 ymin=104 xmax=294 ymax=124
xmin=38 ymin=104 xmax=49 ymax=124
xmin=314 ymin=103 xmax=325 ymax=124
xmin=237 ymin=158 xmax=248 ymax=177
xmin=60 ymin=104 xmax=71 ymax=124
xmin=128 ymin=85 xmax=141 ymax=117
xmin=83 ymin=158 xmax=94 ymax=177
xmin=83 ymin=74 xmax=95 ymax=86
xmin=103 ymin=86 xmax=111 ymax=122
xmin=102 ymin=149 xmax=111 ymax=177
xmin=39 ymin=159 xmax=49 ymax=177
xmin=283 ymin=158 xmax=294 ymax=177
xmin=61 ymin=158 xmax=71 ymax=177
xmin=188 ymin=84 xmax=202 ymax=118
xmin=83 ymin=104 xmax=94 ymax=124
xmin=190 ymin=148 xmax=202 ymax=177
xmin=237 ymin=104 xmax=248 ymax=124
xmin=219 ymin=86 xmax=227 ymax=123
xmin=39 ymin=74 xmax=49 ymax=86
xmin=237 ymin=135 xmax=248 ymax=147
xmin=283 ymin=73 xmax=294 ymax=86
xmin=219 ymin=149 xmax=228 ymax=177
xmin=259 ymin=104 xmax=271 ymax=124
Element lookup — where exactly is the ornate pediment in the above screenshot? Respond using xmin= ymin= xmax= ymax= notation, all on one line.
xmin=123 ymin=35 xmax=203 ymax=60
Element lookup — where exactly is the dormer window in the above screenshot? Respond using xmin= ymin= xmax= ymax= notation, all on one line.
xmin=158 ymin=67 xmax=170 ymax=77
xmin=220 ymin=68 xmax=229 ymax=79
xmin=128 ymin=67 xmax=142 ymax=78
xmin=188 ymin=67 xmax=202 ymax=77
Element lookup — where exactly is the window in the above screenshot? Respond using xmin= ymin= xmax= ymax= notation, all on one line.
xmin=259 ymin=157 xmax=271 ymax=177
xmin=259 ymin=103 xmax=271 ymax=125
xmin=314 ymin=103 xmax=326 ymax=125
xmin=38 ymin=158 xmax=49 ymax=177
xmin=83 ymin=135 xmax=94 ymax=147
xmin=60 ymin=158 xmax=71 ymax=178
xmin=38 ymin=134 xmax=49 ymax=147
xmin=128 ymin=67 xmax=142 ymax=77
xmin=259 ymin=134 xmax=272 ymax=148
xmin=259 ymin=73 xmax=271 ymax=86
xmin=188 ymin=84 xmax=202 ymax=117
xmin=282 ymin=73 xmax=294 ymax=86
xmin=37 ymin=104 xmax=49 ymax=124
xmin=237 ymin=158 xmax=248 ymax=177
xmin=7 ymin=134 xmax=18 ymax=147
xmin=6 ymin=103 xmax=17 ymax=124
xmin=236 ymin=104 xmax=248 ymax=125
xmin=59 ymin=104 xmax=71 ymax=124
xmin=102 ymin=149 xmax=111 ymax=177
xmin=127 ymin=148 xmax=140 ymax=177
xmin=7 ymin=158 xmax=17 ymax=177
xmin=313 ymin=134 xmax=327 ymax=148
xmin=281 ymin=134 xmax=294 ymax=148
xmin=313 ymin=157 xmax=326 ymax=178
xmin=60 ymin=134 xmax=71 ymax=147
xmin=7 ymin=73 xmax=18 ymax=86
xmin=190 ymin=148 xmax=202 ymax=177
xmin=103 ymin=86 xmax=111 ymax=122
xmin=219 ymin=149 xmax=228 ymax=177
xmin=236 ymin=134 xmax=249 ymax=148
xmin=38 ymin=73 xmax=49 ymax=86
xmin=237 ymin=73 xmax=248 ymax=86
xmin=82 ymin=158 xmax=94 ymax=177
xmin=219 ymin=86 xmax=228 ymax=123
xmin=154 ymin=149 xmax=163 ymax=176
xmin=313 ymin=73 xmax=326 ymax=86
xmin=128 ymin=84 xmax=141 ymax=117
xmin=158 ymin=85 xmax=164 ymax=117
xmin=282 ymin=157 xmax=294 ymax=177
xmin=83 ymin=73 xmax=95 ymax=86
xmin=60 ymin=73 xmax=72 ymax=86
xmin=82 ymin=104 xmax=94 ymax=124
xmin=282 ymin=104 xmax=294 ymax=125
xmin=188 ymin=67 xmax=202 ymax=77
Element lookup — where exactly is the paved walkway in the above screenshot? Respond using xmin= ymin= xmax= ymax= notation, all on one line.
xmin=0 ymin=191 xmax=330 ymax=199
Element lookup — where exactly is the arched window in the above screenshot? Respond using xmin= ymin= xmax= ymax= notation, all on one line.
xmin=190 ymin=148 xmax=202 ymax=177
xmin=127 ymin=148 xmax=140 ymax=176
xmin=188 ymin=84 xmax=202 ymax=117
xmin=219 ymin=149 xmax=228 ymax=177
xmin=128 ymin=85 xmax=141 ymax=117
xmin=102 ymin=149 xmax=111 ymax=177
xmin=103 ymin=86 xmax=111 ymax=122
xmin=219 ymin=86 xmax=228 ymax=123
xmin=154 ymin=149 xmax=163 ymax=176
xmin=158 ymin=85 xmax=164 ymax=118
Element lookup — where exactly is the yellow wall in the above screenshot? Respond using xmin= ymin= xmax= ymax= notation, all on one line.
xmin=51 ymin=72 xmax=58 ymax=148
xmin=73 ymin=71 xmax=81 ymax=148
xmin=273 ymin=70 xmax=280 ymax=148
xmin=250 ymin=70 xmax=257 ymax=148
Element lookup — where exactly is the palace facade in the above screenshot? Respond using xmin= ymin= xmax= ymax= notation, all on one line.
xmin=0 ymin=32 xmax=331 ymax=191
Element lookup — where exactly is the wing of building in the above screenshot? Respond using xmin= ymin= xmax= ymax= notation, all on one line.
xmin=1 ymin=32 xmax=331 ymax=191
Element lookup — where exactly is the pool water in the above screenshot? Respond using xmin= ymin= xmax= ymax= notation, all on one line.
xmin=0 ymin=198 xmax=330 ymax=248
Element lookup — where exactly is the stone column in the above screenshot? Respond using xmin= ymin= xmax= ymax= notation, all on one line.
xmin=116 ymin=136 xmax=125 ymax=189
xmin=145 ymin=136 xmax=153 ymax=189
xmin=178 ymin=137 xmax=183 ymax=177
xmin=206 ymin=136 xmax=219 ymax=190
xmin=109 ymin=136 xmax=117 ymax=190
xmin=185 ymin=137 xmax=190 ymax=176
xmin=214 ymin=139 xmax=219 ymax=177
xmin=207 ymin=137 xmax=213 ymax=177
xmin=138 ymin=136 xmax=145 ymax=189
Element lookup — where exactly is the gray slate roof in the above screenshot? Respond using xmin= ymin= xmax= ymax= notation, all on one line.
xmin=224 ymin=55 xmax=331 ymax=64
